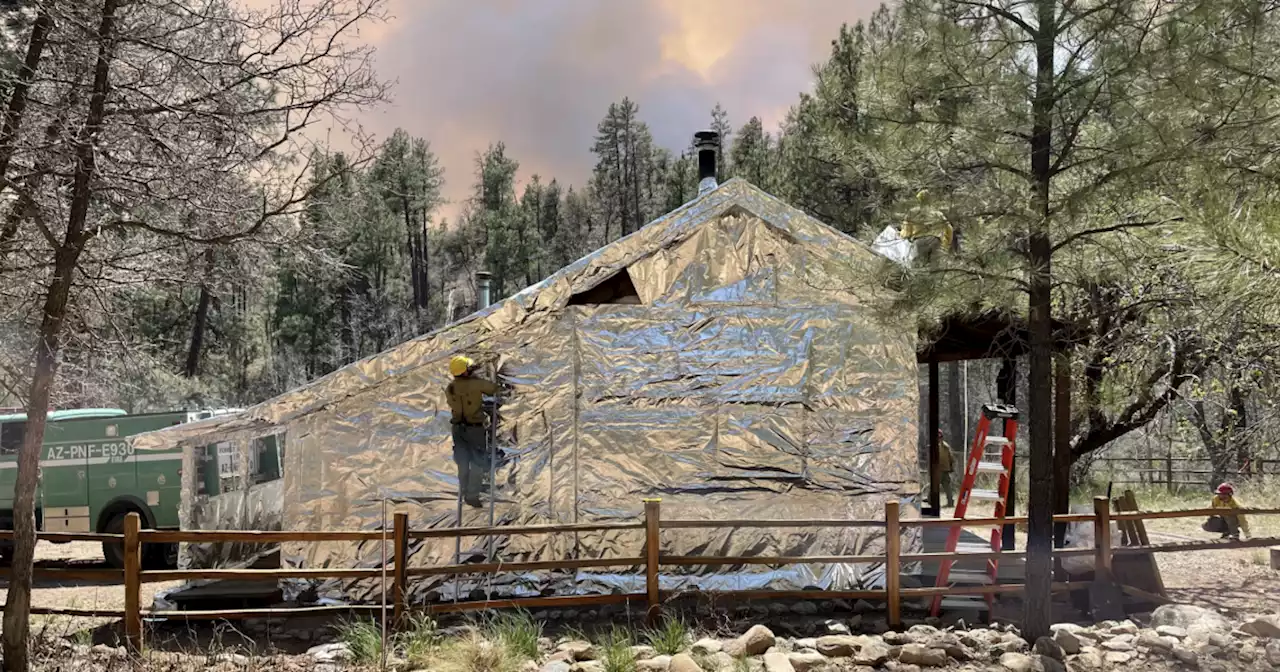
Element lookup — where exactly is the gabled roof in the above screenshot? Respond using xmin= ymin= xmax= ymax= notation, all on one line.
xmin=133 ymin=178 xmax=894 ymax=450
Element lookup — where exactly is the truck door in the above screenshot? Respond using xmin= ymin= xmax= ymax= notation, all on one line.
xmin=0 ymin=420 xmax=23 ymax=512
xmin=38 ymin=422 xmax=91 ymax=533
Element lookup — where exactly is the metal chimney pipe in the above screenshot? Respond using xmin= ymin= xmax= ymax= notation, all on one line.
xmin=693 ymin=130 xmax=719 ymax=194
xmin=475 ymin=271 xmax=493 ymax=309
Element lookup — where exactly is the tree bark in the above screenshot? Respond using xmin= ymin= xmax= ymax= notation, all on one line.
xmin=1053 ymin=353 xmax=1072 ymax=547
xmin=1023 ymin=0 xmax=1057 ymax=641
xmin=184 ymin=249 xmax=216 ymax=378
xmin=2 ymin=5 xmax=117 ymax=667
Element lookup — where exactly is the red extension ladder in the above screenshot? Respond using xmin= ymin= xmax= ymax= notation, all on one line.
xmin=930 ymin=403 xmax=1019 ymax=616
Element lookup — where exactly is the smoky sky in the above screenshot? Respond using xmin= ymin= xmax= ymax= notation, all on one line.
xmin=352 ymin=0 xmax=882 ymax=219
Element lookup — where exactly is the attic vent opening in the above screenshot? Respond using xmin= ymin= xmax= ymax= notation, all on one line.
xmin=568 ymin=267 xmax=642 ymax=305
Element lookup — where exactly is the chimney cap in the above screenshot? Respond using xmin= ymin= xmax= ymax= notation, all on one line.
xmin=475 ymin=270 xmax=493 ymax=280
xmin=693 ymin=130 xmax=720 ymax=150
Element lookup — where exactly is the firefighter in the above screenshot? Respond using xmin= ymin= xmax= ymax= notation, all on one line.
xmin=938 ymin=429 xmax=955 ymax=508
xmin=1208 ymin=482 xmax=1250 ymax=541
xmin=446 ymin=355 xmax=500 ymax=508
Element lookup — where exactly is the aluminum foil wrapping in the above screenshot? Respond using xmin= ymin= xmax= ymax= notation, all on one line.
xmin=134 ymin=179 xmax=922 ymax=604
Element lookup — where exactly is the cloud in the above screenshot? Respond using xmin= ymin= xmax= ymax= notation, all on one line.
xmin=334 ymin=0 xmax=882 ymax=219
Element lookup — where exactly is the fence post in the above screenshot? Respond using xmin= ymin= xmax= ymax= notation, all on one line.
xmin=1092 ymin=496 xmax=1112 ymax=579
xmin=1165 ymin=457 xmax=1173 ymax=493
xmin=124 ymin=512 xmax=142 ymax=652
xmin=644 ymin=498 xmax=661 ymax=625
xmin=393 ymin=512 xmax=408 ymax=626
xmin=885 ymin=499 xmax=901 ymax=629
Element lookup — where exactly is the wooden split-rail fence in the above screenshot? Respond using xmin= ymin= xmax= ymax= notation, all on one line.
xmin=3 ymin=497 xmax=1279 ymax=652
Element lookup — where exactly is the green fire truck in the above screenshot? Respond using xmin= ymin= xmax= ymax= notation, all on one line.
xmin=0 ymin=407 xmax=261 ymax=568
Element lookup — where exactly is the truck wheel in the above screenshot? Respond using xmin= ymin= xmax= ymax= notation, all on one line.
xmin=147 ymin=542 xmax=178 ymax=569
xmin=101 ymin=513 xmax=128 ymax=569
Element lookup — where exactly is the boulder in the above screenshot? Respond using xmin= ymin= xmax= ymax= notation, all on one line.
xmin=1071 ymin=651 xmax=1104 ymax=670
xmin=896 ymin=644 xmax=947 ymax=668
xmin=1109 ymin=622 xmax=1138 ymax=636
xmin=814 ymin=636 xmax=862 ymax=657
xmin=786 ymin=652 xmax=826 ymax=672
xmin=854 ymin=600 xmax=877 ymax=614
xmin=1150 ymin=604 xmax=1231 ymax=634
xmin=1137 ymin=633 xmax=1172 ymax=651
xmin=692 ymin=639 xmax=723 ymax=655
xmin=792 ymin=602 xmax=818 ymax=616
xmin=637 ymin=656 xmax=672 ymax=672
xmin=540 ymin=662 xmax=572 ymax=672
xmin=1265 ymin=641 xmax=1280 ymax=666
xmin=1037 ymin=655 xmax=1065 ymax=672
xmin=1100 ymin=640 xmax=1134 ymax=652
xmin=1238 ymin=645 xmax=1259 ymax=663
xmin=792 ymin=639 xmax=817 ymax=651
xmin=762 ymin=652 xmax=794 ymax=672
xmin=570 ymin=662 xmax=604 ymax=672
xmin=724 ymin=626 xmax=776 ymax=658
xmin=1051 ymin=629 xmax=1081 ymax=655
xmin=709 ymin=653 xmax=736 ymax=672
xmin=824 ymin=620 xmax=849 ymax=635
xmin=852 ymin=641 xmax=892 ymax=667
xmin=1240 ymin=615 xmax=1280 ymax=639
xmin=669 ymin=654 xmax=703 ymax=672
xmin=997 ymin=652 xmax=1037 ymax=672
xmin=307 ymin=643 xmax=352 ymax=663
xmin=557 ymin=641 xmax=596 ymax=661
xmin=1103 ymin=651 xmax=1133 ymax=664
xmin=1032 ymin=637 xmax=1064 ymax=661
xmin=883 ymin=632 xmax=912 ymax=645
xmin=1155 ymin=626 xmax=1187 ymax=639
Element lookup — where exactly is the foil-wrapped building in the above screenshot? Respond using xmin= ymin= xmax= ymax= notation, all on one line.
xmin=135 ymin=153 xmax=922 ymax=602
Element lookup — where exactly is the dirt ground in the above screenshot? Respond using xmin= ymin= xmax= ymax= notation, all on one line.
xmin=0 ymin=540 xmax=181 ymax=638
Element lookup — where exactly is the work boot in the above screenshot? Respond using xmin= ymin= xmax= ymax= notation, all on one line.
xmin=465 ymin=495 xmax=482 ymax=508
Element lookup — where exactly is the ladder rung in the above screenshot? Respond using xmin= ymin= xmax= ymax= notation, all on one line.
xmin=955 ymin=541 xmax=1000 ymax=554
xmin=970 ymin=488 xmax=1004 ymax=501
xmin=940 ymin=596 xmax=989 ymax=611
xmin=946 ymin=569 xmax=995 ymax=585
xmin=983 ymin=436 xmax=1011 ymax=446
xmin=976 ymin=462 xmax=1007 ymax=474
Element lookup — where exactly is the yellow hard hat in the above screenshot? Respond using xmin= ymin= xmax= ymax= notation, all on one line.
xmin=449 ymin=355 xmax=474 ymax=377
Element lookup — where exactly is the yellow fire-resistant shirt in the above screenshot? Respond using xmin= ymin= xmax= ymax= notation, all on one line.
xmin=1211 ymin=494 xmax=1250 ymax=537
xmin=446 ymin=375 xmax=499 ymax=425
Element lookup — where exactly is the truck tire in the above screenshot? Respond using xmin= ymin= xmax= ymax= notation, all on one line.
xmin=101 ymin=512 xmax=128 ymax=569
xmin=148 ymin=542 xmax=178 ymax=569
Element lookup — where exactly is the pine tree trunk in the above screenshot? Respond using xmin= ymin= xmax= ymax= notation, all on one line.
xmin=1022 ymin=0 xmax=1057 ymax=642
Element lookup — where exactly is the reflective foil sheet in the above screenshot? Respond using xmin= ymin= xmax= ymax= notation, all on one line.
xmin=134 ymin=179 xmax=922 ymax=603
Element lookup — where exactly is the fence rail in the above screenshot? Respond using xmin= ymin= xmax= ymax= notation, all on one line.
xmin=3 ymin=499 xmax=1279 ymax=652
xmin=1091 ymin=457 xmax=1280 ymax=489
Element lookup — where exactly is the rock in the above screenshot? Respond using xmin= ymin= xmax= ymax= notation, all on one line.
xmin=786 ymin=652 xmax=826 ymax=672
xmin=792 ymin=602 xmax=819 ymax=616
xmin=692 ymin=640 xmax=722 ymax=655
xmin=709 ymin=652 xmax=736 ymax=672
xmin=852 ymin=641 xmax=892 ymax=667
xmin=1155 ymin=625 xmax=1187 ymax=639
xmin=637 ymin=656 xmax=672 ymax=672
xmin=885 ymin=664 xmax=920 ymax=672
xmin=1265 ymin=641 xmax=1280 ymax=666
xmin=540 ymin=662 xmax=573 ymax=672
xmin=1150 ymin=605 xmax=1231 ymax=634
xmin=307 ymin=643 xmax=351 ymax=663
xmin=1110 ymin=622 xmax=1138 ymax=635
xmin=521 ymin=662 xmax=541 ymax=672
xmin=214 ymin=653 xmax=250 ymax=666
xmin=1137 ymin=633 xmax=1172 ymax=651
xmin=1033 ymin=637 xmax=1064 ymax=661
xmin=998 ymin=652 xmax=1036 ymax=672
xmin=1051 ymin=629 xmax=1081 ymax=655
xmin=763 ymin=651 xmax=794 ymax=672
xmin=824 ymin=620 xmax=849 ymax=635
xmin=1108 ymin=634 xmax=1135 ymax=645
xmin=1240 ymin=615 xmax=1280 ymax=638
xmin=1103 ymin=651 xmax=1133 ymax=664
xmin=854 ymin=600 xmax=877 ymax=614
xmin=1100 ymin=640 xmax=1134 ymax=652
xmin=90 ymin=644 xmax=126 ymax=658
xmin=632 ymin=646 xmax=658 ymax=659
xmin=935 ymin=642 xmax=974 ymax=662
xmin=1072 ymin=651 xmax=1104 ymax=670
xmin=792 ymin=638 xmax=817 ymax=651
xmin=896 ymin=644 xmax=947 ymax=668
xmin=770 ymin=603 xmax=793 ymax=616
xmin=847 ymin=615 xmax=864 ymax=631
xmin=814 ymin=636 xmax=857 ymax=657
xmin=558 ymin=641 xmax=596 ymax=661
xmin=992 ymin=636 xmax=1030 ymax=655
xmin=883 ymin=632 xmax=912 ymax=645
xmin=571 ymin=662 xmax=605 ymax=672
xmin=1207 ymin=633 xmax=1233 ymax=649
xmin=907 ymin=625 xmax=939 ymax=638
xmin=724 ymin=626 xmax=776 ymax=658
xmin=669 ymin=653 xmax=703 ymax=672
xmin=1238 ymin=645 xmax=1258 ymax=663
xmin=1037 ymin=655 xmax=1065 ymax=672
xmin=548 ymin=651 xmax=577 ymax=664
